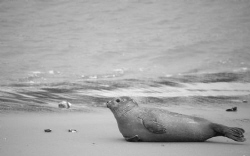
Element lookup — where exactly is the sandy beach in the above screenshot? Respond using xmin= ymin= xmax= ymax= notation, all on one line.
xmin=1 ymin=1 xmax=250 ymax=155
xmin=1 ymin=103 xmax=249 ymax=156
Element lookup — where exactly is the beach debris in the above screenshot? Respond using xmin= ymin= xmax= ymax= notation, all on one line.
xmin=226 ymin=107 xmax=237 ymax=112
xmin=58 ymin=101 xmax=72 ymax=109
xmin=242 ymin=100 xmax=248 ymax=103
xmin=44 ymin=129 xmax=52 ymax=132
xmin=68 ymin=129 xmax=77 ymax=133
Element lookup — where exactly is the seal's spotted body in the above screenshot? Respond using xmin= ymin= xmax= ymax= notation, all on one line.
xmin=107 ymin=97 xmax=245 ymax=142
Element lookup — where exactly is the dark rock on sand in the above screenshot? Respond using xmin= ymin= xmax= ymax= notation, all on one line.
xmin=226 ymin=107 xmax=237 ymax=112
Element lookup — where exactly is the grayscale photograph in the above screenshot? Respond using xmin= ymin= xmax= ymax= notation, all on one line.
xmin=0 ymin=0 xmax=249 ymax=156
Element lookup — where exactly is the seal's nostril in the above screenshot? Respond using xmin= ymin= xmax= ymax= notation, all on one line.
xmin=106 ymin=101 xmax=111 ymax=108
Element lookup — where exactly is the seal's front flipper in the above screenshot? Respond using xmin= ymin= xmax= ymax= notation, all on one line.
xmin=141 ymin=118 xmax=167 ymax=134
xmin=125 ymin=135 xmax=140 ymax=142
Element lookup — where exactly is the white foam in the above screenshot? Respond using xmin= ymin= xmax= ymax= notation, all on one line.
xmin=76 ymin=82 xmax=250 ymax=98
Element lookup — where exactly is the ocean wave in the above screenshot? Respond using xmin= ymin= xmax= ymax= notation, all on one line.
xmin=0 ymin=71 xmax=250 ymax=112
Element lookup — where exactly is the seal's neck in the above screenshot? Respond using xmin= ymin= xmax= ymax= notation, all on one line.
xmin=115 ymin=102 xmax=138 ymax=118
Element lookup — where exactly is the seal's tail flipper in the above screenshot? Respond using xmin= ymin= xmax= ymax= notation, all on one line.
xmin=224 ymin=127 xmax=246 ymax=142
xmin=212 ymin=124 xmax=246 ymax=142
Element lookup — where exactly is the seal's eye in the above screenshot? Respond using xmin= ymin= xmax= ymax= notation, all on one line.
xmin=116 ymin=99 xmax=121 ymax=103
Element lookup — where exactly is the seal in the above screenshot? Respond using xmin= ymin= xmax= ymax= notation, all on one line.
xmin=107 ymin=97 xmax=246 ymax=142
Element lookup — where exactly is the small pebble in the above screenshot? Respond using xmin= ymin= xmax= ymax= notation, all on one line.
xmin=68 ymin=129 xmax=77 ymax=133
xmin=44 ymin=129 xmax=52 ymax=132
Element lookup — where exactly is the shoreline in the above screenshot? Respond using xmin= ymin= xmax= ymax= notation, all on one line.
xmin=1 ymin=105 xmax=249 ymax=156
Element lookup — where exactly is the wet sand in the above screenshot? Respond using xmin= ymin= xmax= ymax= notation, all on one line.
xmin=1 ymin=105 xmax=249 ymax=156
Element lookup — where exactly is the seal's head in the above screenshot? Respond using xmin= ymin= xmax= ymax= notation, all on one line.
xmin=106 ymin=97 xmax=138 ymax=117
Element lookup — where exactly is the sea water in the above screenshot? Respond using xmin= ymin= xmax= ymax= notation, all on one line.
xmin=0 ymin=0 xmax=250 ymax=111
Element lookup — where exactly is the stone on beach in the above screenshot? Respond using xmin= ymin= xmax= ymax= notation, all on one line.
xmin=68 ymin=129 xmax=77 ymax=133
xmin=58 ymin=101 xmax=72 ymax=109
xmin=226 ymin=107 xmax=237 ymax=112
xmin=44 ymin=129 xmax=52 ymax=133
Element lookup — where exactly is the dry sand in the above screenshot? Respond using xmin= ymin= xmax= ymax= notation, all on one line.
xmin=0 ymin=105 xmax=249 ymax=156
